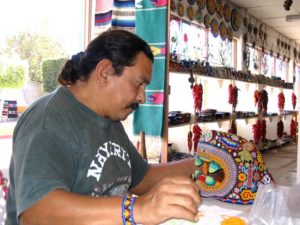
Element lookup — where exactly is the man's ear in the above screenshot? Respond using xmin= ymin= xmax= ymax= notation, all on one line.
xmin=94 ymin=59 xmax=114 ymax=85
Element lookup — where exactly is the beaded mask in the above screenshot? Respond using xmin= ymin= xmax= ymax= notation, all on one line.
xmin=193 ymin=130 xmax=273 ymax=204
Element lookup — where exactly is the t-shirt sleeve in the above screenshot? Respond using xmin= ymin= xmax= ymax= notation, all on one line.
xmin=13 ymin=129 xmax=74 ymax=219
xmin=126 ymin=140 xmax=149 ymax=189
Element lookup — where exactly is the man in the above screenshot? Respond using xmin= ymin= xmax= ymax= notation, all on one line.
xmin=6 ymin=29 xmax=201 ymax=225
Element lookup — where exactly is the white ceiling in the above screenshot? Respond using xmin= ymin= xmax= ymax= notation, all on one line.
xmin=228 ymin=0 xmax=300 ymax=44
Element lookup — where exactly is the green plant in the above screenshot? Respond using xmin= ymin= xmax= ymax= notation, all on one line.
xmin=42 ymin=58 xmax=67 ymax=92
xmin=0 ymin=62 xmax=26 ymax=88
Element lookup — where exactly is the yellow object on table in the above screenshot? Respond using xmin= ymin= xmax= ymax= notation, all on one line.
xmin=221 ymin=216 xmax=246 ymax=225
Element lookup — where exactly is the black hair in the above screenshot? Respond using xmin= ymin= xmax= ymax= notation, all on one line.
xmin=58 ymin=29 xmax=154 ymax=86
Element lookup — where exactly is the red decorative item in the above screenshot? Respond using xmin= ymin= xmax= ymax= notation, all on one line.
xmin=290 ymin=118 xmax=297 ymax=139
xmin=193 ymin=124 xmax=202 ymax=152
xmin=192 ymin=83 xmax=203 ymax=113
xmin=292 ymin=92 xmax=297 ymax=110
xmin=261 ymin=119 xmax=267 ymax=140
xmin=278 ymin=92 xmax=285 ymax=114
xmin=254 ymin=90 xmax=261 ymax=107
xmin=277 ymin=119 xmax=284 ymax=138
xmin=228 ymin=119 xmax=237 ymax=134
xmin=188 ymin=131 xmax=193 ymax=152
xmin=228 ymin=84 xmax=238 ymax=111
xmin=252 ymin=119 xmax=262 ymax=145
xmin=261 ymin=90 xmax=268 ymax=113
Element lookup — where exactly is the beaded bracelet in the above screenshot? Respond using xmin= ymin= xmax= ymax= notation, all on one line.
xmin=121 ymin=193 xmax=137 ymax=225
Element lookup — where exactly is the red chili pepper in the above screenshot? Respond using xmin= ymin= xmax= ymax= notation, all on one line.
xmin=278 ymin=92 xmax=285 ymax=114
xmin=192 ymin=83 xmax=203 ymax=113
xmin=192 ymin=124 xmax=202 ymax=152
xmin=292 ymin=92 xmax=297 ymax=110
xmin=252 ymin=119 xmax=262 ymax=145
xmin=229 ymin=84 xmax=238 ymax=111
xmin=277 ymin=120 xmax=284 ymax=138
xmin=290 ymin=118 xmax=297 ymax=139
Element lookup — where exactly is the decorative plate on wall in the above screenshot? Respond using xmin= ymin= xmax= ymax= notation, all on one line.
xmin=223 ymin=3 xmax=231 ymax=22
xmin=210 ymin=18 xmax=219 ymax=38
xmin=243 ymin=17 xmax=248 ymax=27
xmin=187 ymin=5 xmax=195 ymax=21
xmin=197 ymin=0 xmax=206 ymax=10
xmin=204 ymin=14 xmax=211 ymax=29
xmin=177 ymin=3 xmax=185 ymax=17
xmin=188 ymin=0 xmax=196 ymax=6
xmin=231 ymin=8 xmax=241 ymax=32
xmin=195 ymin=8 xmax=203 ymax=24
xmin=215 ymin=0 xmax=223 ymax=19
xmin=206 ymin=0 xmax=215 ymax=15
xmin=219 ymin=22 xmax=227 ymax=41
xmin=227 ymin=26 xmax=233 ymax=42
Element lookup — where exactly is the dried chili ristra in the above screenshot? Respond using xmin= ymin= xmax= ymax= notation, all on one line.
xmin=292 ymin=92 xmax=297 ymax=110
xmin=192 ymin=83 xmax=203 ymax=113
xmin=290 ymin=118 xmax=297 ymax=139
xmin=277 ymin=119 xmax=284 ymax=138
xmin=228 ymin=84 xmax=233 ymax=104
xmin=228 ymin=84 xmax=238 ymax=111
xmin=254 ymin=90 xmax=261 ymax=107
xmin=278 ymin=92 xmax=285 ymax=114
xmin=192 ymin=124 xmax=202 ymax=152
xmin=261 ymin=90 xmax=268 ymax=113
xmin=252 ymin=119 xmax=262 ymax=145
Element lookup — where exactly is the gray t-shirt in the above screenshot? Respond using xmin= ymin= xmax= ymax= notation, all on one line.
xmin=5 ymin=87 xmax=148 ymax=225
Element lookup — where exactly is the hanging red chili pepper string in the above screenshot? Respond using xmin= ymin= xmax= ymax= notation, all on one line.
xmin=252 ymin=119 xmax=262 ymax=145
xmin=261 ymin=119 xmax=267 ymax=140
xmin=187 ymin=130 xmax=193 ymax=153
xmin=254 ymin=90 xmax=261 ymax=108
xmin=278 ymin=92 xmax=285 ymax=114
xmin=292 ymin=92 xmax=297 ymax=110
xmin=192 ymin=83 xmax=203 ymax=113
xmin=290 ymin=118 xmax=297 ymax=140
xmin=228 ymin=84 xmax=238 ymax=112
xmin=228 ymin=119 xmax=237 ymax=134
xmin=261 ymin=90 xmax=268 ymax=114
xmin=277 ymin=119 xmax=284 ymax=139
xmin=192 ymin=124 xmax=202 ymax=153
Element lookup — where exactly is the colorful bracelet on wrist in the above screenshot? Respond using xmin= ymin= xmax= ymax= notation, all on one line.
xmin=121 ymin=193 xmax=137 ymax=225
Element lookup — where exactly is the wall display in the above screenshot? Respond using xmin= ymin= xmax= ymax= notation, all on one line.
xmin=210 ymin=18 xmax=219 ymax=38
xmin=230 ymin=8 xmax=241 ymax=32
xmin=177 ymin=2 xmax=185 ymax=17
xmin=219 ymin=21 xmax=227 ymax=41
xmin=223 ymin=3 xmax=231 ymax=22
xmin=227 ymin=26 xmax=233 ymax=42
xmin=195 ymin=8 xmax=203 ymax=23
xmin=206 ymin=0 xmax=215 ymax=15
xmin=215 ymin=0 xmax=223 ymax=19
xmin=197 ymin=0 xmax=206 ymax=10
xmin=204 ymin=14 xmax=211 ymax=29
xmin=187 ymin=0 xmax=196 ymax=5
xmin=187 ymin=5 xmax=195 ymax=20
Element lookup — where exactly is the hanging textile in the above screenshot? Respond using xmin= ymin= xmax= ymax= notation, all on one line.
xmin=133 ymin=0 xmax=167 ymax=136
xmin=112 ymin=0 xmax=135 ymax=32
xmin=94 ymin=0 xmax=114 ymax=38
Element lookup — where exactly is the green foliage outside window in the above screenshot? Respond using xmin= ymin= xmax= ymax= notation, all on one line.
xmin=42 ymin=58 xmax=67 ymax=92
xmin=0 ymin=62 xmax=26 ymax=88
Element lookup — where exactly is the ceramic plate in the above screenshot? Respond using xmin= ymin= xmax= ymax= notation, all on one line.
xmin=206 ymin=0 xmax=215 ymax=15
xmin=210 ymin=18 xmax=219 ymax=37
xmin=231 ymin=8 xmax=241 ymax=32
xmin=223 ymin=3 xmax=231 ymax=22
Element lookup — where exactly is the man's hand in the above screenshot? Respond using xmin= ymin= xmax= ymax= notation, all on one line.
xmin=134 ymin=176 xmax=202 ymax=225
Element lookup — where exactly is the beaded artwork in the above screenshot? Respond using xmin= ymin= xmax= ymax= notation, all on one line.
xmin=194 ymin=130 xmax=273 ymax=204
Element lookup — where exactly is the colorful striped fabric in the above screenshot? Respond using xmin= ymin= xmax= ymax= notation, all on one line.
xmin=112 ymin=0 xmax=135 ymax=32
xmin=133 ymin=0 xmax=168 ymax=136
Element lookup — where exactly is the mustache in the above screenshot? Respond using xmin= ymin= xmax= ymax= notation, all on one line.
xmin=129 ymin=102 xmax=139 ymax=110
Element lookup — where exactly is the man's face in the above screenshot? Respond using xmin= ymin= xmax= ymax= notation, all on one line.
xmin=104 ymin=52 xmax=152 ymax=121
